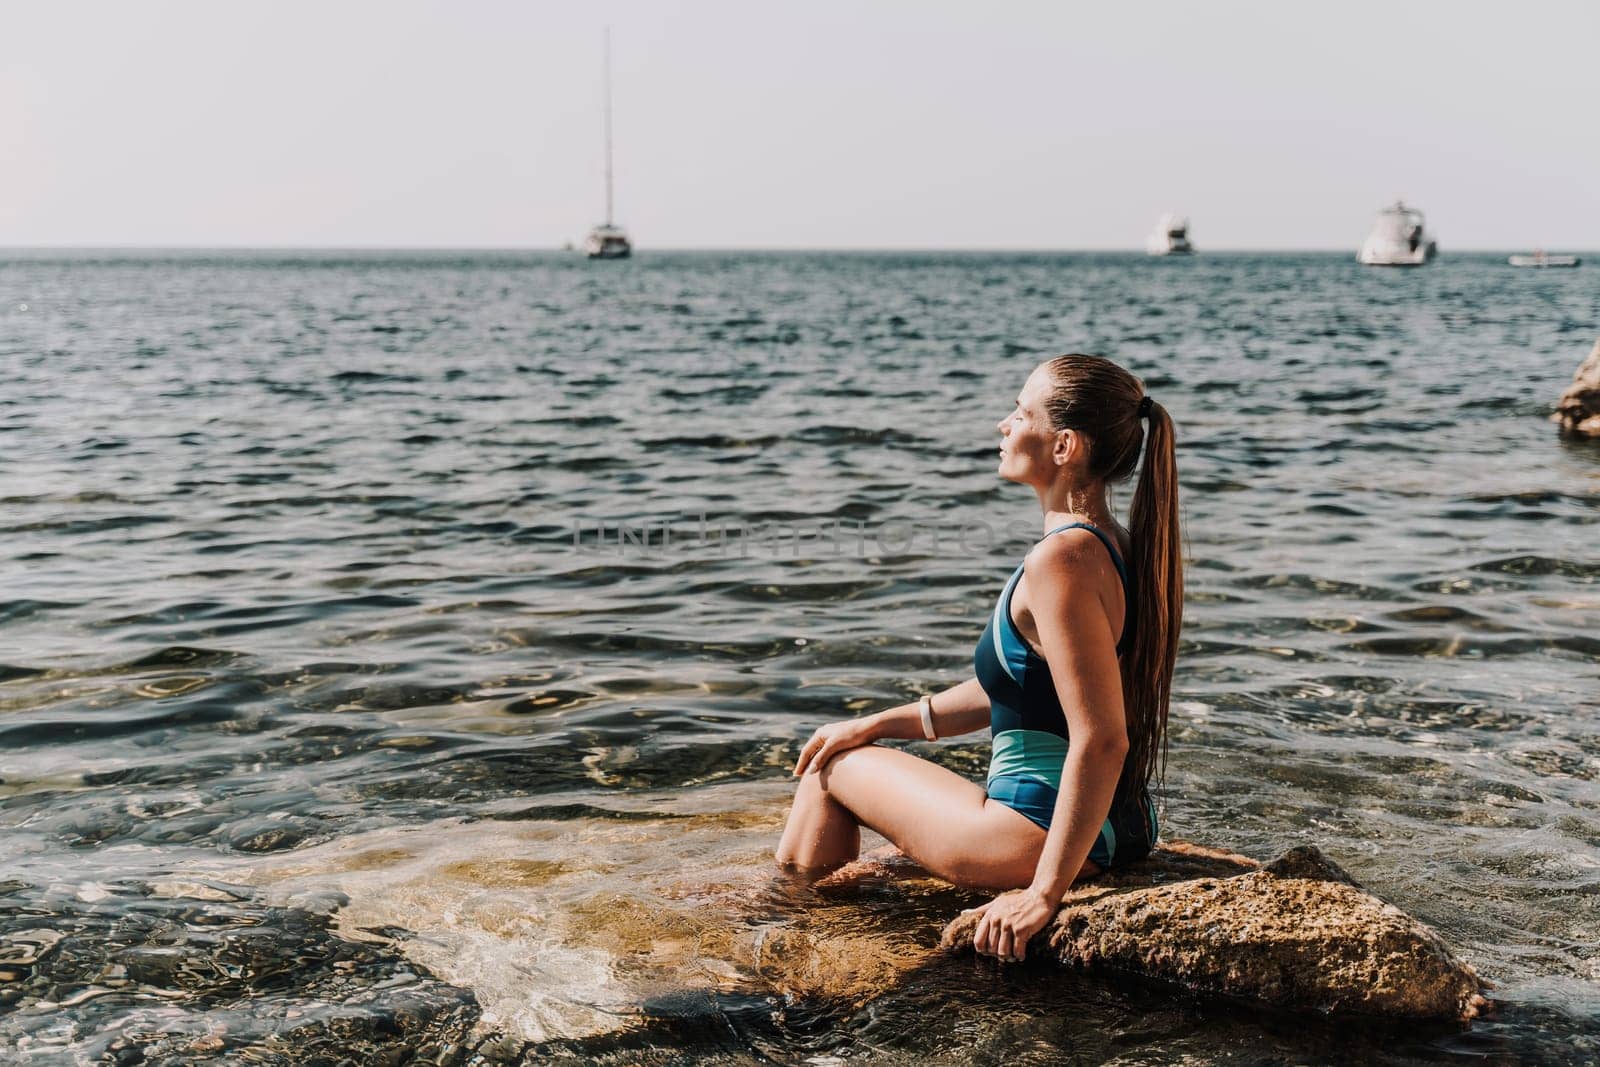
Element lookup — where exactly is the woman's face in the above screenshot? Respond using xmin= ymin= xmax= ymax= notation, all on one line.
xmin=996 ymin=365 xmax=1061 ymax=484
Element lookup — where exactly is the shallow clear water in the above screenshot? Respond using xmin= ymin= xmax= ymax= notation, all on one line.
xmin=1 ymin=250 xmax=1597 ymax=1063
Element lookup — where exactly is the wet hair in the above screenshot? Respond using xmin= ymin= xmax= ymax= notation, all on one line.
xmin=1040 ymin=354 xmax=1183 ymax=801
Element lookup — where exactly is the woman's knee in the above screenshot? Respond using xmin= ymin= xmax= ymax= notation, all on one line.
xmin=814 ymin=743 xmax=881 ymax=794
xmin=787 ymin=762 xmax=832 ymax=810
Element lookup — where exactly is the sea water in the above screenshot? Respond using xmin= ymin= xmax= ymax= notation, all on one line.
xmin=1 ymin=250 xmax=1596 ymax=1063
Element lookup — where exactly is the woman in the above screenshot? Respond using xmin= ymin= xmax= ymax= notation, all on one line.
xmin=775 ymin=354 xmax=1182 ymax=964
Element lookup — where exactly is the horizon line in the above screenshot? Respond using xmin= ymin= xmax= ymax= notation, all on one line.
xmin=2 ymin=244 xmax=1592 ymax=255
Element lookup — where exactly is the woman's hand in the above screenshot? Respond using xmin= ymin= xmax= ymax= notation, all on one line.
xmin=793 ymin=716 xmax=882 ymax=776
xmin=969 ymin=887 xmax=1057 ymax=962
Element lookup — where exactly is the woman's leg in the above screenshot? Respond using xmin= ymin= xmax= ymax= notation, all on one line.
xmin=777 ymin=744 xmax=1060 ymax=891
xmin=774 ymin=761 xmax=861 ymax=872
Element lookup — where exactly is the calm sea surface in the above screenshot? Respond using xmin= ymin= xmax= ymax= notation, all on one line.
xmin=1 ymin=250 xmax=1597 ymax=1064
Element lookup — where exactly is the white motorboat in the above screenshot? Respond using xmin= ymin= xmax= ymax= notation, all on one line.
xmin=1508 ymin=251 xmax=1581 ymax=268
xmin=1146 ymin=214 xmax=1194 ymax=256
xmin=584 ymin=29 xmax=631 ymax=260
xmin=1357 ymin=201 xmax=1436 ymax=266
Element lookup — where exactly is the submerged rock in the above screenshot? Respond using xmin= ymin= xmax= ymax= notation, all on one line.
xmin=941 ymin=841 xmax=1486 ymax=1020
xmin=0 ymin=877 xmax=479 ymax=1065
xmin=1553 ymin=338 xmax=1600 ymax=437
xmin=228 ymin=792 xmax=955 ymax=1045
xmin=206 ymin=786 xmax=1487 ymax=1052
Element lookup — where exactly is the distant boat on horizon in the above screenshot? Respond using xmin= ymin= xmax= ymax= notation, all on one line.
xmin=584 ymin=29 xmax=632 ymax=260
xmin=1508 ymin=250 xmax=1581 ymax=268
xmin=1358 ymin=200 xmax=1436 ymax=266
xmin=1146 ymin=214 xmax=1194 ymax=256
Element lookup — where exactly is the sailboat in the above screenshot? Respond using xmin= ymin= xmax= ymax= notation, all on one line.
xmin=584 ymin=29 xmax=632 ymax=260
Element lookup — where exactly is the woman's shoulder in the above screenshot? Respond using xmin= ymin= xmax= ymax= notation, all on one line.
xmin=1024 ymin=525 xmax=1124 ymax=584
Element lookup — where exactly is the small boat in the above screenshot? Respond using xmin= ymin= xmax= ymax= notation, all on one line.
xmin=583 ymin=224 xmax=630 ymax=260
xmin=1509 ymin=250 xmax=1581 ymax=268
xmin=1358 ymin=200 xmax=1437 ymax=266
xmin=1146 ymin=214 xmax=1194 ymax=256
xmin=584 ymin=30 xmax=631 ymax=260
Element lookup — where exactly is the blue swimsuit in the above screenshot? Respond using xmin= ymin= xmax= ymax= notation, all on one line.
xmin=973 ymin=522 xmax=1158 ymax=870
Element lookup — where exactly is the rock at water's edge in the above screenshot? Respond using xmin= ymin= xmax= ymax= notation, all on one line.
xmin=941 ymin=842 xmax=1486 ymax=1021
xmin=1553 ymin=338 xmax=1600 ymax=437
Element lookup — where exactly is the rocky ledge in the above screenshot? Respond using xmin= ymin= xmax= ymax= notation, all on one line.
xmin=940 ymin=841 xmax=1486 ymax=1020
xmin=1553 ymin=338 xmax=1600 ymax=437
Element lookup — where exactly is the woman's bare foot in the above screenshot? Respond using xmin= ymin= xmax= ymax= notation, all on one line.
xmin=812 ymin=845 xmax=931 ymax=891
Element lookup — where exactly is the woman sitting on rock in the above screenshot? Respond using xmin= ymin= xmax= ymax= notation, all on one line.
xmin=776 ymin=354 xmax=1182 ymax=964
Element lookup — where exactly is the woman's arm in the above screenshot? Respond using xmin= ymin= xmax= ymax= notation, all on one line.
xmin=972 ymin=532 xmax=1128 ymax=960
xmin=1025 ymin=534 xmax=1129 ymax=897
xmin=864 ymin=678 xmax=991 ymax=741
xmin=793 ymin=678 xmax=990 ymax=776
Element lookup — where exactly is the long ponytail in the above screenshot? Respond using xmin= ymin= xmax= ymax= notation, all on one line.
xmin=1121 ymin=400 xmax=1182 ymax=798
xmin=1040 ymin=355 xmax=1182 ymax=800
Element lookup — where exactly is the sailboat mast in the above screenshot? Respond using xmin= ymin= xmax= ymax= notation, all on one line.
xmin=603 ymin=27 xmax=614 ymax=227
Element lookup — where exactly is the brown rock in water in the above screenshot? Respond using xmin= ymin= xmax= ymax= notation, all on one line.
xmin=1553 ymin=338 xmax=1600 ymax=437
xmin=941 ymin=842 xmax=1486 ymax=1021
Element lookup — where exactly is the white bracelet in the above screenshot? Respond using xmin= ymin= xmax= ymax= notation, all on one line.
xmin=918 ymin=694 xmax=938 ymax=741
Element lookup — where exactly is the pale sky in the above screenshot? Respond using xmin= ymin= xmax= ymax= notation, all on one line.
xmin=5 ymin=1 xmax=1598 ymax=250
